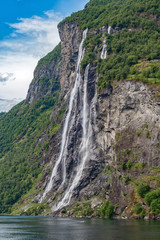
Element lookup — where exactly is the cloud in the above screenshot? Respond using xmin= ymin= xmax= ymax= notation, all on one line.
xmin=0 ymin=72 xmax=15 ymax=83
xmin=0 ymin=53 xmax=38 ymax=99
xmin=0 ymin=10 xmax=62 ymax=112
xmin=0 ymin=98 xmax=22 ymax=113
xmin=1 ymin=10 xmax=61 ymax=58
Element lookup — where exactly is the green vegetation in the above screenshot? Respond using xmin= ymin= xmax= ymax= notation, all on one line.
xmin=0 ymin=43 xmax=62 ymax=214
xmin=36 ymin=77 xmax=60 ymax=95
xmin=81 ymin=33 xmax=102 ymax=70
xmin=97 ymin=29 xmax=160 ymax=91
xmin=126 ymin=160 xmax=132 ymax=169
xmin=0 ymin=92 xmax=60 ymax=213
xmin=124 ymin=175 xmax=130 ymax=183
xmin=59 ymin=0 xmax=160 ymax=30
xmin=134 ymin=203 xmax=146 ymax=218
xmin=36 ymin=43 xmax=61 ymax=73
xmin=71 ymin=201 xmax=93 ymax=217
xmin=0 ymin=0 xmax=160 ymax=217
xmin=128 ymin=61 xmax=160 ymax=85
xmin=70 ymin=199 xmax=115 ymax=218
xmin=125 ymin=149 xmax=133 ymax=155
xmin=81 ymin=205 xmax=93 ymax=216
xmin=24 ymin=203 xmax=49 ymax=216
xmin=133 ymin=162 xmax=145 ymax=169
xmin=99 ymin=200 xmax=115 ymax=218
xmin=137 ymin=183 xmax=150 ymax=198
xmin=118 ymin=150 xmax=134 ymax=170
xmin=150 ymin=199 xmax=160 ymax=214
xmin=0 ymin=91 xmax=59 ymax=159
xmin=121 ymin=162 xmax=126 ymax=170
xmin=145 ymin=188 xmax=160 ymax=206
xmin=60 ymin=0 xmax=160 ymax=91
xmin=145 ymin=188 xmax=160 ymax=214
xmin=134 ymin=203 xmax=143 ymax=214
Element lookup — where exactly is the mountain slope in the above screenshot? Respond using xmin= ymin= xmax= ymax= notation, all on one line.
xmin=0 ymin=0 xmax=160 ymax=219
xmin=0 ymin=44 xmax=62 ymax=213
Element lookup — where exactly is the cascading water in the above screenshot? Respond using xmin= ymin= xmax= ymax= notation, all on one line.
xmin=41 ymin=25 xmax=101 ymax=211
xmin=40 ymin=29 xmax=88 ymax=203
xmin=53 ymin=64 xmax=96 ymax=211
xmin=101 ymin=39 xmax=107 ymax=59
xmin=51 ymin=26 xmax=113 ymax=211
xmin=108 ymin=26 xmax=111 ymax=35
xmin=101 ymin=26 xmax=111 ymax=60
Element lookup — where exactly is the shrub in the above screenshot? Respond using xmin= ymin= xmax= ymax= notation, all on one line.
xmin=145 ymin=188 xmax=160 ymax=206
xmin=125 ymin=149 xmax=132 ymax=155
xmin=124 ymin=175 xmax=130 ymax=183
xmin=136 ymin=131 xmax=141 ymax=137
xmin=134 ymin=203 xmax=143 ymax=215
xmin=25 ymin=204 xmax=46 ymax=216
xmin=145 ymin=129 xmax=150 ymax=139
xmin=150 ymin=198 xmax=160 ymax=214
xmin=126 ymin=55 xmax=138 ymax=66
xmin=137 ymin=183 xmax=150 ymax=198
xmin=121 ymin=162 xmax=126 ymax=170
xmin=140 ymin=209 xmax=146 ymax=218
xmin=126 ymin=160 xmax=132 ymax=169
xmin=81 ymin=205 xmax=93 ymax=216
xmin=99 ymin=200 xmax=115 ymax=218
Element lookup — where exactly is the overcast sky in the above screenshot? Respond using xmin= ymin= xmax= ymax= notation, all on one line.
xmin=0 ymin=0 xmax=88 ymax=112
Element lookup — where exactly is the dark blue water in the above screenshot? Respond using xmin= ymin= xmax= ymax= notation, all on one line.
xmin=0 ymin=216 xmax=160 ymax=240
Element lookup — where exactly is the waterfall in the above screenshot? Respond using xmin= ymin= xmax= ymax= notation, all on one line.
xmin=53 ymin=64 xmax=96 ymax=211
xmin=108 ymin=26 xmax=111 ymax=34
xmin=40 ymin=29 xmax=88 ymax=203
xmin=101 ymin=26 xmax=111 ymax=60
xmin=101 ymin=39 xmax=107 ymax=59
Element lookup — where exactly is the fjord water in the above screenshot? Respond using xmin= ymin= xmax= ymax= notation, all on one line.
xmin=0 ymin=217 xmax=160 ymax=240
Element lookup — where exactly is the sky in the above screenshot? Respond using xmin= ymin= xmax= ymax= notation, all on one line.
xmin=0 ymin=0 xmax=88 ymax=112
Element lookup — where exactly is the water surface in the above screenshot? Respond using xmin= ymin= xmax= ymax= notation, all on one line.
xmin=0 ymin=216 xmax=160 ymax=240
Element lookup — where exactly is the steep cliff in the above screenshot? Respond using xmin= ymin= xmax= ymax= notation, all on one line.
xmin=26 ymin=43 xmax=61 ymax=104
xmin=0 ymin=0 xmax=160 ymax=219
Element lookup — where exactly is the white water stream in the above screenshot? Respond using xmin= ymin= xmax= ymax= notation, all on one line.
xmin=41 ymin=26 xmax=101 ymax=210
xmin=101 ymin=26 xmax=111 ymax=59
xmin=40 ymin=29 xmax=88 ymax=203
xmin=53 ymin=64 xmax=95 ymax=211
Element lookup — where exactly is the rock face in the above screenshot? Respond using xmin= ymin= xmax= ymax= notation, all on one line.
xmin=26 ymin=22 xmax=82 ymax=104
xmin=58 ymin=22 xmax=82 ymax=97
xmin=23 ymin=20 xmax=160 ymax=218
xmin=78 ymin=79 xmax=160 ymax=217
xmin=26 ymin=44 xmax=62 ymax=104
xmin=38 ymin=28 xmax=102 ymax=211
xmin=97 ymin=80 xmax=160 ymax=168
